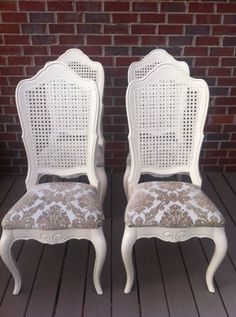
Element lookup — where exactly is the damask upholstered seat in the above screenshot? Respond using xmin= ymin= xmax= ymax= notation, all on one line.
xmin=2 ymin=182 xmax=104 ymax=230
xmin=125 ymin=181 xmax=225 ymax=228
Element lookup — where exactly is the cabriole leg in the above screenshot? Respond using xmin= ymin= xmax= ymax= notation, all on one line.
xmin=121 ymin=226 xmax=137 ymax=293
xmin=0 ymin=230 xmax=21 ymax=295
xmin=91 ymin=227 xmax=107 ymax=295
xmin=206 ymin=228 xmax=227 ymax=293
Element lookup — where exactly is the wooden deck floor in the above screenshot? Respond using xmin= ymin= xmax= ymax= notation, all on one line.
xmin=0 ymin=173 xmax=236 ymax=317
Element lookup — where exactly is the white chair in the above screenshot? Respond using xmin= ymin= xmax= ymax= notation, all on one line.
xmin=0 ymin=63 xmax=106 ymax=295
xmin=123 ymin=49 xmax=190 ymax=198
xmin=47 ymin=49 xmax=107 ymax=206
xmin=121 ymin=63 xmax=227 ymax=294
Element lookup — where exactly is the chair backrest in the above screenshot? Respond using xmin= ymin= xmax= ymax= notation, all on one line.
xmin=46 ymin=49 xmax=105 ymax=145
xmin=128 ymin=49 xmax=190 ymax=83
xmin=126 ymin=63 xmax=209 ymax=193
xmin=16 ymin=62 xmax=100 ymax=190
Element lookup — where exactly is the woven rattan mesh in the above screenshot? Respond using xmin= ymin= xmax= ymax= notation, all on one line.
xmin=25 ymin=79 xmax=91 ymax=169
xmin=134 ymin=79 xmax=199 ymax=169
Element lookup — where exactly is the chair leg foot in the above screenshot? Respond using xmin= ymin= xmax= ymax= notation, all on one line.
xmin=121 ymin=226 xmax=136 ymax=294
xmin=91 ymin=228 xmax=107 ymax=295
xmin=0 ymin=230 xmax=21 ymax=295
xmin=206 ymin=228 xmax=227 ymax=293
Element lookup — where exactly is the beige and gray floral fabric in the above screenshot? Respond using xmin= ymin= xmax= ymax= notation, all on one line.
xmin=125 ymin=181 xmax=225 ymax=228
xmin=2 ymin=182 xmax=104 ymax=230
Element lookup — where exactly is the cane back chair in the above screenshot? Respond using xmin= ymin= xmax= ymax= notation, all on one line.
xmin=121 ymin=63 xmax=227 ymax=294
xmin=47 ymin=49 xmax=107 ymax=205
xmin=124 ymin=49 xmax=190 ymax=198
xmin=0 ymin=63 xmax=106 ymax=295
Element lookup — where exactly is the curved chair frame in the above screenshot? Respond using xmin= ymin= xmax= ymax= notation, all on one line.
xmin=121 ymin=63 xmax=227 ymax=294
xmin=0 ymin=63 xmax=106 ymax=295
xmin=47 ymin=49 xmax=107 ymax=206
xmin=124 ymin=49 xmax=190 ymax=199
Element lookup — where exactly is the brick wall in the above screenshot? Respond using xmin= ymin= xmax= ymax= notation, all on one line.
xmin=0 ymin=0 xmax=236 ymax=174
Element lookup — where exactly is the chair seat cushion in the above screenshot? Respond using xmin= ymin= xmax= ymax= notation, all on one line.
xmin=125 ymin=181 xmax=225 ymax=228
xmin=2 ymin=182 xmax=104 ymax=230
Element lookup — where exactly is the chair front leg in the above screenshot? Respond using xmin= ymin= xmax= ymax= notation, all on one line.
xmin=121 ymin=226 xmax=137 ymax=293
xmin=206 ymin=227 xmax=227 ymax=293
xmin=0 ymin=230 xmax=21 ymax=295
xmin=90 ymin=227 xmax=107 ymax=295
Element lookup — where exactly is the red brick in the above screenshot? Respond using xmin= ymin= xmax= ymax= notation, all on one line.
xmin=4 ymin=35 xmax=30 ymax=45
xmin=34 ymin=56 xmax=57 ymax=65
xmin=213 ymin=25 xmax=236 ymax=35
xmin=47 ymin=1 xmax=73 ymax=11
xmin=230 ymin=88 xmax=236 ymax=96
xmin=218 ymin=78 xmax=236 ymax=86
xmin=105 ymin=46 xmax=128 ymax=56
xmin=216 ymin=97 xmax=236 ymax=105
xmin=206 ymin=133 xmax=229 ymax=140
xmin=87 ymin=35 xmax=111 ymax=45
xmin=228 ymin=107 xmax=236 ymax=114
xmin=189 ymin=2 xmax=214 ymax=12
xmin=206 ymin=150 xmax=227 ymax=157
xmin=225 ymin=166 xmax=236 ymax=172
xmin=141 ymin=13 xmax=165 ymax=23
xmin=30 ymin=13 xmax=55 ymax=23
xmin=211 ymin=116 xmax=234 ymax=124
xmin=169 ymin=36 xmax=193 ymax=46
xmin=116 ymin=57 xmax=139 ymax=66
xmin=25 ymin=66 xmax=41 ymax=76
xmin=205 ymin=125 xmax=221 ymax=133
xmin=0 ymin=46 xmax=21 ymax=55
xmin=224 ymin=15 xmax=236 ymax=24
xmin=168 ymin=14 xmax=193 ymax=24
xmin=59 ymin=35 xmax=83 ymax=45
xmin=22 ymin=24 xmax=46 ymax=34
xmin=23 ymin=46 xmax=48 ymax=55
xmin=4 ymin=107 xmax=18 ymax=115
xmin=105 ymin=2 xmax=129 ymax=11
xmin=2 ymin=13 xmax=27 ymax=23
xmin=184 ymin=47 xmax=208 ymax=56
xmin=132 ymin=2 xmax=157 ymax=11
xmin=104 ymin=24 xmax=128 ymax=34
xmin=217 ymin=3 xmax=236 ymax=13
xmin=0 ymin=24 xmax=19 ymax=33
xmin=0 ymin=133 xmax=16 ymax=141
xmin=57 ymin=13 xmax=82 ymax=23
xmin=161 ymin=2 xmax=186 ymax=12
xmin=0 ymin=149 xmax=18 ymax=157
xmin=196 ymin=14 xmax=221 ymax=24
xmin=186 ymin=25 xmax=210 ymax=35
xmin=8 ymin=56 xmax=32 ymax=65
xmin=196 ymin=36 xmax=219 ymax=46
xmin=114 ymin=35 xmax=138 ymax=45
xmin=0 ymin=1 xmax=16 ymax=11
xmin=76 ymin=1 xmax=101 ymax=11
xmin=32 ymin=35 xmax=57 ymax=45
xmin=159 ymin=25 xmax=183 ymax=35
xmin=220 ymin=158 xmax=236 ymax=165
xmin=132 ymin=46 xmax=156 ymax=56
xmin=141 ymin=36 xmax=166 ymax=45
xmin=190 ymin=67 xmax=206 ymax=77
xmin=208 ymin=68 xmax=231 ymax=76
xmin=200 ymin=158 xmax=217 ymax=165
xmin=222 ymin=58 xmax=236 ymax=66
xmin=85 ymin=13 xmax=110 ymax=23
xmin=113 ymin=13 xmax=137 ymax=23
xmin=195 ymin=57 xmax=219 ymax=66
xmin=49 ymin=24 xmax=75 ymax=34
xmin=223 ymin=37 xmax=236 ymax=46
xmin=19 ymin=1 xmax=45 ymax=11
xmin=77 ymin=24 xmax=101 ymax=34
xmin=203 ymin=166 xmax=223 ymax=172
xmin=6 ymin=124 xmax=21 ymax=132
xmin=229 ymin=150 xmax=236 ymax=157
xmin=0 ymin=67 xmax=24 ymax=76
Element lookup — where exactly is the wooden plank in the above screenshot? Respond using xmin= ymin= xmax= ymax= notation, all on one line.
xmin=111 ymin=174 xmax=140 ymax=317
xmin=180 ymin=239 xmax=227 ymax=317
xmin=201 ymin=175 xmax=236 ymax=316
xmin=0 ymin=240 xmax=43 ymax=317
xmin=157 ymin=240 xmax=199 ymax=317
xmin=208 ymin=173 xmax=236 ymax=225
xmin=24 ymin=244 xmax=66 ymax=317
xmin=83 ymin=174 xmax=112 ymax=317
xmin=135 ymin=238 xmax=169 ymax=317
xmin=53 ymin=240 xmax=89 ymax=317
xmin=224 ymin=173 xmax=236 ymax=192
xmin=0 ymin=176 xmax=15 ymax=205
